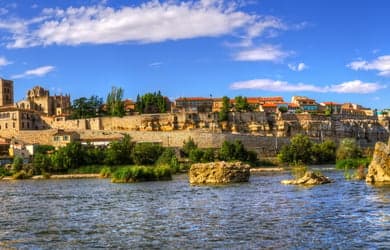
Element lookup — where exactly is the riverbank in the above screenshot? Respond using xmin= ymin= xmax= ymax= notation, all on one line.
xmin=1 ymin=174 xmax=100 ymax=181
xmin=0 ymin=167 xmax=287 ymax=181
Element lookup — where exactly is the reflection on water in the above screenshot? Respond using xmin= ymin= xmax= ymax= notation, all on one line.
xmin=0 ymin=170 xmax=389 ymax=249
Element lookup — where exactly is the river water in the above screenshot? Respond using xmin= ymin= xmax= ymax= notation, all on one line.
xmin=0 ymin=169 xmax=389 ymax=249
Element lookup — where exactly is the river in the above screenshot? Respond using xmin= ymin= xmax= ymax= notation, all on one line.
xmin=0 ymin=169 xmax=389 ymax=249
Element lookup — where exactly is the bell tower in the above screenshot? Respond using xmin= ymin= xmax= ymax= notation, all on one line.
xmin=0 ymin=78 xmax=14 ymax=106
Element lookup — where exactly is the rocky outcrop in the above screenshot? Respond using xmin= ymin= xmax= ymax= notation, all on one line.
xmin=366 ymin=140 xmax=390 ymax=183
xmin=281 ymin=171 xmax=332 ymax=185
xmin=189 ymin=161 xmax=250 ymax=185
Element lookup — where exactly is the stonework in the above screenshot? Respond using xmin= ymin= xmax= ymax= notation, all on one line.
xmin=281 ymin=171 xmax=332 ymax=185
xmin=366 ymin=139 xmax=390 ymax=183
xmin=189 ymin=161 xmax=250 ymax=184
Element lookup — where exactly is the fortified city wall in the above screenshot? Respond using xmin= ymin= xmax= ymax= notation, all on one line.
xmin=2 ymin=111 xmax=389 ymax=156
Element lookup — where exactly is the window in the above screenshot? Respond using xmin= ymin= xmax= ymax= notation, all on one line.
xmin=5 ymin=123 xmax=7 ymax=129
xmin=63 ymin=135 xmax=69 ymax=141
xmin=13 ymin=122 xmax=15 ymax=128
xmin=54 ymin=136 xmax=60 ymax=141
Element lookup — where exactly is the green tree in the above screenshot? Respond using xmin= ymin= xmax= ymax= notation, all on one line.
xmin=234 ymin=96 xmax=252 ymax=112
xmin=71 ymin=95 xmax=103 ymax=119
xmin=278 ymin=106 xmax=288 ymax=113
xmin=311 ymin=139 xmax=336 ymax=164
xmin=182 ymin=137 xmax=197 ymax=156
xmin=136 ymin=91 xmax=167 ymax=114
xmin=132 ymin=143 xmax=164 ymax=165
xmin=32 ymin=153 xmax=52 ymax=174
xmin=11 ymin=156 xmax=24 ymax=173
xmin=106 ymin=86 xmax=125 ymax=117
xmin=336 ymin=138 xmax=362 ymax=160
xmin=218 ymin=96 xmax=230 ymax=121
xmin=278 ymin=134 xmax=313 ymax=164
xmin=104 ymin=134 xmax=134 ymax=165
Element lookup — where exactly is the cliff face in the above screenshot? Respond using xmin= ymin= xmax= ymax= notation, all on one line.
xmin=366 ymin=139 xmax=390 ymax=183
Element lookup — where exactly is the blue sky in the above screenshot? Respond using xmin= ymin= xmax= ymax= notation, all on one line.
xmin=0 ymin=0 xmax=389 ymax=109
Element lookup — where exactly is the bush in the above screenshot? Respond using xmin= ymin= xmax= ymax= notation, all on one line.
xmin=311 ymin=140 xmax=336 ymax=164
xmin=99 ymin=167 xmax=112 ymax=178
xmin=111 ymin=165 xmax=172 ymax=183
xmin=156 ymin=148 xmax=180 ymax=172
xmin=132 ymin=143 xmax=164 ymax=165
xmin=33 ymin=153 xmax=51 ymax=175
xmin=11 ymin=156 xmax=24 ymax=173
xmin=218 ymin=140 xmax=257 ymax=164
xmin=104 ymin=135 xmax=134 ymax=165
xmin=336 ymin=138 xmax=362 ymax=160
xmin=336 ymin=158 xmax=371 ymax=170
xmin=291 ymin=162 xmax=308 ymax=179
xmin=189 ymin=148 xmax=205 ymax=163
xmin=278 ymin=134 xmax=313 ymax=164
xmin=182 ymin=137 xmax=197 ymax=156
xmin=12 ymin=170 xmax=31 ymax=180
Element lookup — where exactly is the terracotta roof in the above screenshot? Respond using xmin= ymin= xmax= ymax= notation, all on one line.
xmin=322 ymin=102 xmax=340 ymax=105
xmin=288 ymin=103 xmax=299 ymax=108
xmin=176 ymin=97 xmax=212 ymax=101
xmin=262 ymin=103 xmax=277 ymax=108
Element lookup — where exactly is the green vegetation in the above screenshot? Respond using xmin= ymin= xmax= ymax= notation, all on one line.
xmin=278 ymin=134 xmax=336 ymax=164
xmin=218 ymin=96 xmax=230 ymax=121
xmin=99 ymin=167 xmax=112 ymax=178
xmin=234 ymin=96 xmax=252 ymax=112
xmin=278 ymin=106 xmax=288 ymax=113
xmin=291 ymin=162 xmax=308 ymax=179
xmin=336 ymin=138 xmax=362 ymax=160
xmin=12 ymin=170 xmax=31 ymax=180
xmin=218 ymin=140 xmax=257 ymax=164
xmin=132 ymin=143 xmax=164 ymax=165
xmin=106 ymin=86 xmax=125 ymax=117
xmin=111 ymin=165 xmax=172 ymax=183
xmin=335 ymin=158 xmax=371 ymax=170
xmin=70 ymin=95 xmax=103 ymax=119
xmin=136 ymin=91 xmax=167 ymax=114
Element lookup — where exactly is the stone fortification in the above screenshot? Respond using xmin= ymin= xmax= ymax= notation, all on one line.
xmin=366 ymin=138 xmax=390 ymax=183
xmin=189 ymin=161 xmax=250 ymax=184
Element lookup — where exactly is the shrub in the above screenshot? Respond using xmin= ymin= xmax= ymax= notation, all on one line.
xmin=311 ymin=140 xmax=336 ymax=164
xmin=111 ymin=165 xmax=172 ymax=183
xmin=32 ymin=153 xmax=51 ymax=175
xmin=104 ymin=135 xmax=134 ymax=165
xmin=291 ymin=162 xmax=308 ymax=179
xmin=336 ymin=158 xmax=371 ymax=170
xmin=99 ymin=167 xmax=112 ymax=178
xmin=278 ymin=134 xmax=313 ymax=164
xmin=336 ymin=138 xmax=362 ymax=160
xmin=189 ymin=148 xmax=205 ymax=163
xmin=218 ymin=140 xmax=257 ymax=164
xmin=132 ymin=143 xmax=164 ymax=165
xmin=11 ymin=156 xmax=24 ymax=173
xmin=182 ymin=137 xmax=197 ymax=156
xmin=12 ymin=170 xmax=31 ymax=180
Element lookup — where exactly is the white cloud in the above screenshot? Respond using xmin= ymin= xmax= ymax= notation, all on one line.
xmin=0 ymin=56 xmax=11 ymax=66
xmin=12 ymin=65 xmax=55 ymax=79
xmin=288 ymin=62 xmax=307 ymax=71
xmin=0 ymin=1 xmax=280 ymax=48
xmin=230 ymin=78 xmax=385 ymax=93
xmin=149 ymin=62 xmax=163 ymax=68
xmin=347 ymin=55 xmax=390 ymax=77
xmin=234 ymin=44 xmax=291 ymax=62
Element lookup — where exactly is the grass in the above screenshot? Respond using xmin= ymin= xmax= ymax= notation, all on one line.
xmin=111 ymin=165 xmax=172 ymax=183
xmin=336 ymin=158 xmax=371 ymax=170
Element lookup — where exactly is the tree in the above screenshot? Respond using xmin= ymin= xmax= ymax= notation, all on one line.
xmin=71 ymin=95 xmax=103 ymax=119
xmin=106 ymin=86 xmax=125 ymax=117
xmin=311 ymin=139 xmax=336 ymax=164
xmin=278 ymin=134 xmax=313 ymax=164
xmin=234 ymin=96 xmax=252 ymax=112
xmin=104 ymin=134 xmax=134 ymax=165
xmin=278 ymin=106 xmax=288 ymax=113
xmin=336 ymin=138 xmax=362 ymax=160
xmin=182 ymin=137 xmax=197 ymax=156
xmin=218 ymin=96 xmax=230 ymax=121
xmin=11 ymin=156 xmax=24 ymax=173
xmin=136 ymin=91 xmax=167 ymax=114
xmin=132 ymin=143 xmax=164 ymax=165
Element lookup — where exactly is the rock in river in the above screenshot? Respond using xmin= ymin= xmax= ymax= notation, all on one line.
xmin=189 ymin=161 xmax=250 ymax=185
xmin=366 ymin=139 xmax=390 ymax=184
xmin=281 ymin=171 xmax=332 ymax=185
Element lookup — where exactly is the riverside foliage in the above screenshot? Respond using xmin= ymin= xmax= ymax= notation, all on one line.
xmin=278 ymin=134 xmax=336 ymax=164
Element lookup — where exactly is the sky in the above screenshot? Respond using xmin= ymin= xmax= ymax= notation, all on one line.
xmin=0 ymin=0 xmax=389 ymax=110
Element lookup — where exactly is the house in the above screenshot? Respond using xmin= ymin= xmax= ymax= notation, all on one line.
xmin=52 ymin=130 xmax=80 ymax=148
xmin=291 ymin=96 xmax=318 ymax=112
xmin=175 ymin=97 xmax=213 ymax=112
xmin=320 ymin=102 xmax=342 ymax=114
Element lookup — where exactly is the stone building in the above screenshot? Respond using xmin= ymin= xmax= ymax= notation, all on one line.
xmin=0 ymin=78 xmax=14 ymax=106
xmin=17 ymin=86 xmax=71 ymax=116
